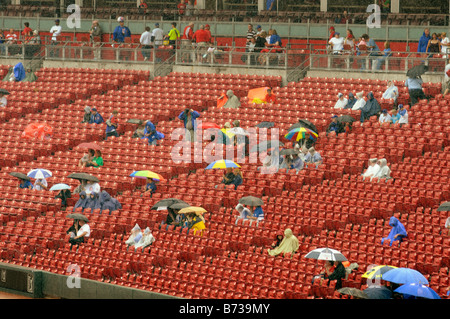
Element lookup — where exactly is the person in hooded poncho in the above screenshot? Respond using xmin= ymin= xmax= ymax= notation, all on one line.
xmin=222 ymin=90 xmax=241 ymax=109
xmin=134 ymin=227 xmax=155 ymax=250
xmin=235 ymin=203 xmax=251 ymax=221
xmin=381 ymin=216 xmax=407 ymax=246
xmin=362 ymin=158 xmax=380 ymax=180
xmin=360 ymin=92 xmax=381 ymax=122
xmin=267 ymin=228 xmax=299 ymax=256
xmin=84 ymin=192 xmax=101 ymax=212
xmin=187 ymin=213 xmax=206 ymax=236
xmin=125 ymin=224 xmax=142 ymax=246
xmin=373 ymin=158 xmax=391 ymax=181
xmin=73 ymin=191 xmax=88 ymax=212
xmin=345 ymin=92 xmax=356 ymax=109
xmin=99 ymin=190 xmax=121 ymax=213
xmin=334 ymin=93 xmax=348 ymax=109
xmin=10 ymin=62 xmax=26 ymax=82
xmin=417 ymin=29 xmax=431 ymax=53
xmin=352 ymin=91 xmax=366 ymax=110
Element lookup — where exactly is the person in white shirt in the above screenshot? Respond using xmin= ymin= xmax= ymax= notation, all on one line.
xmin=152 ymin=23 xmax=164 ymax=48
xmin=0 ymin=92 xmax=7 ymax=107
xmin=444 ymin=63 xmax=450 ymax=96
xmin=378 ymin=109 xmax=392 ymax=123
xmin=334 ymin=92 xmax=348 ymax=109
xmin=69 ymin=220 xmax=90 ymax=245
xmin=352 ymin=91 xmax=366 ymax=110
xmin=49 ymin=19 xmax=62 ymax=57
xmin=140 ymin=26 xmax=152 ymax=61
xmin=85 ymin=180 xmax=100 ymax=195
xmin=33 ymin=178 xmax=48 ymax=191
xmin=329 ymin=32 xmax=344 ymax=54
xmin=441 ymin=32 xmax=450 ymax=58
xmin=382 ymin=80 xmax=398 ymax=102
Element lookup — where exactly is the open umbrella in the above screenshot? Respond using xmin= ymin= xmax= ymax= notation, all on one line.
xmin=363 ymin=286 xmax=393 ymax=299
xmin=198 ymin=122 xmax=221 ymax=130
xmin=304 ymin=247 xmax=348 ymax=261
xmin=77 ymin=142 xmax=102 ymax=150
xmin=169 ymin=202 xmax=190 ymax=210
xmin=394 ymin=283 xmax=440 ymax=299
xmin=151 ymin=198 xmax=187 ymax=210
xmin=362 ymin=265 xmax=397 ymax=280
xmin=130 ymin=170 xmax=164 ymax=180
xmin=336 ymin=115 xmax=356 ymax=124
xmin=49 ymin=183 xmax=71 ymax=191
xmin=250 ymin=140 xmax=284 ymax=153
xmin=227 ymin=127 xmax=249 ymax=136
xmin=27 ymin=168 xmax=52 ymax=179
xmin=337 ymin=287 xmax=368 ymax=299
xmin=177 ymin=206 xmax=207 ymax=215
xmin=279 ymin=148 xmax=300 ymax=156
xmin=248 ymin=87 xmax=270 ymax=104
xmin=66 ymin=213 xmax=89 ymax=223
xmin=285 ymin=127 xmax=318 ymax=142
xmin=205 ymin=159 xmax=240 ymax=170
xmin=255 ymin=121 xmax=275 ymax=129
xmin=381 ymin=267 xmax=429 ymax=285
xmin=239 ymin=196 xmax=264 ymax=207
xmin=437 ymin=202 xmax=450 ymax=212
xmin=127 ymin=119 xmax=144 ymax=124
xmin=406 ymin=64 xmax=428 ymax=78
xmin=67 ymin=172 xmax=99 ymax=183
xmin=0 ymin=88 xmax=10 ymax=95
xmin=9 ymin=172 xmax=31 ymax=181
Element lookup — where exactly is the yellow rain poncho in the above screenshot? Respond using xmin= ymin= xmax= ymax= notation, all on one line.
xmin=268 ymin=228 xmax=299 ymax=256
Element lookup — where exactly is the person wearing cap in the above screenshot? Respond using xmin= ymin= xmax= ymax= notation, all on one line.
xmin=105 ymin=110 xmax=119 ymax=140
xmin=204 ymin=24 xmax=212 ymax=42
xmin=255 ymin=25 xmax=264 ymax=36
xmin=81 ymin=106 xmax=91 ymax=123
xmin=152 ymin=23 xmax=164 ymax=48
xmin=89 ymin=108 xmax=104 ymax=124
xmin=178 ymin=108 xmax=200 ymax=142
xmin=192 ymin=25 xmax=210 ymax=62
xmin=334 ymin=92 xmax=348 ymax=109
xmin=329 ymin=31 xmax=344 ymax=54
xmin=113 ymin=17 xmax=131 ymax=44
xmin=326 ymin=115 xmax=343 ymax=135
xmin=89 ymin=20 xmax=102 ymax=43
xmin=397 ymin=104 xmax=408 ymax=125
xmin=49 ymin=19 xmax=62 ymax=57
xmin=379 ymin=109 xmax=392 ymax=123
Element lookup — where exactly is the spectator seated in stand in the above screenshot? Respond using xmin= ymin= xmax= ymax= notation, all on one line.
xmin=362 ymin=158 xmax=380 ymax=180
xmin=267 ymin=228 xmax=299 ymax=257
xmin=360 ymin=92 xmax=381 ymax=122
xmin=379 ymin=109 xmax=392 ymax=123
xmin=334 ymin=92 xmax=348 ymax=109
xmin=125 ymin=224 xmax=143 ymax=247
xmin=381 ymin=216 xmax=407 ymax=246
xmin=68 ymin=219 xmax=90 ymax=246
xmin=381 ymin=80 xmax=399 ymax=102
xmin=372 ymin=158 xmax=391 ymax=181
xmin=134 ymin=227 xmax=155 ymax=250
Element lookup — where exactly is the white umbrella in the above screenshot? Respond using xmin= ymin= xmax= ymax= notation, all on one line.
xmin=304 ymin=247 xmax=348 ymax=261
xmin=27 ymin=168 xmax=52 ymax=179
xmin=227 ymin=127 xmax=249 ymax=136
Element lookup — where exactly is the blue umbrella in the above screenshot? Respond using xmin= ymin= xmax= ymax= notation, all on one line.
xmin=381 ymin=267 xmax=429 ymax=285
xmin=27 ymin=168 xmax=52 ymax=179
xmin=49 ymin=183 xmax=71 ymax=191
xmin=394 ymin=283 xmax=440 ymax=299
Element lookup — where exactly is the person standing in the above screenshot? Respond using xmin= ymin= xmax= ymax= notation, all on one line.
xmin=49 ymin=19 xmax=62 ymax=57
xmin=112 ymin=17 xmax=131 ymax=45
xmin=140 ymin=26 xmax=152 ymax=61
xmin=181 ymin=22 xmax=195 ymax=62
xmin=417 ymin=28 xmax=431 ymax=53
xmin=329 ymin=32 xmax=344 ymax=54
xmin=246 ymin=24 xmax=256 ymax=50
xmin=166 ymin=22 xmax=180 ymax=47
xmin=405 ymin=76 xmax=426 ymax=106
xmin=178 ymin=108 xmax=200 ymax=142
xmin=152 ymin=23 xmax=164 ymax=48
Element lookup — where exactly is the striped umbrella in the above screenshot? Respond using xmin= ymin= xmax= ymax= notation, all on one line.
xmin=27 ymin=168 xmax=52 ymax=179
xmin=130 ymin=170 xmax=164 ymax=180
xmin=362 ymin=265 xmax=397 ymax=280
xmin=304 ymin=247 xmax=348 ymax=261
xmin=285 ymin=127 xmax=318 ymax=142
xmin=205 ymin=159 xmax=240 ymax=170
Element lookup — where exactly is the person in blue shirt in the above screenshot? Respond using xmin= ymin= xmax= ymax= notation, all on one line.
xmin=417 ymin=28 xmax=431 ymax=53
xmin=142 ymin=177 xmax=157 ymax=197
xmin=249 ymin=206 xmax=264 ymax=221
xmin=266 ymin=0 xmax=275 ymax=11
xmin=178 ymin=108 xmax=200 ymax=142
xmin=375 ymin=41 xmax=392 ymax=70
xmin=390 ymin=108 xmax=401 ymax=124
xmin=19 ymin=178 xmax=33 ymax=189
xmin=112 ymin=17 xmax=131 ymax=44
xmin=141 ymin=120 xmax=164 ymax=145
xmin=89 ymin=108 xmax=104 ymax=124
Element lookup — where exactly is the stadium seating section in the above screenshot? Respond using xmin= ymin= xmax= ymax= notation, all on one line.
xmin=0 ymin=63 xmax=449 ymax=299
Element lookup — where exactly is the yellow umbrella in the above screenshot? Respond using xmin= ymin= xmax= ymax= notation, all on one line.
xmin=362 ymin=265 xmax=397 ymax=280
xmin=177 ymin=206 xmax=207 ymax=215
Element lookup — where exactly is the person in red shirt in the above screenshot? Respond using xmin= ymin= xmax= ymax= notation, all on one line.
xmin=177 ymin=0 xmax=186 ymax=15
xmin=22 ymin=22 xmax=33 ymax=40
xmin=181 ymin=22 xmax=194 ymax=62
xmin=264 ymin=88 xmax=277 ymax=104
xmin=192 ymin=25 xmax=211 ymax=62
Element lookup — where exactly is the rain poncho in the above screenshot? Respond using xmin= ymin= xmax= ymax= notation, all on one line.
xmin=382 ymin=83 xmax=398 ymax=100
xmin=84 ymin=192 xmax=101 ymax=212
xmin=268 ymin=228 xmax=299 ymax=256
xmin=125 ymin=224 xmax=142 ymax=246
xmin=381 ymin=216 xmax=407 ymax=246
xmin=345 ymin=93 xmax=356 ymax=109
xmin=360 ymin=92 xmax=381 ymax=122
xmin=373 ymin=158 xmax=391 ymax=180
xmin=189 ymin=215 xmax=206 ymax=235
xmin=352 ymin=92 xmax=366 ymax=111
xmin=12 ymin=62 xmax=26 ymax=82
xmin=33 ymin=178 xmax=47 ymax=191
xmin=73 ymin=191 xmax=88 ymax=211
xmin=99 ymin=190 xmax=121 ymax=212
xmin=134 ymin=227 xmax=155 ymax=249
xmin=334 ymin=93 xmax=348 ymax=109
xmin=235 ymin=204 xmax=251 ymax=220
xmin=417 ymin=31 xmax=431 ymax=53
xmin=363 ymin=158 xmax=380 ymax=179
xmin=222 ymin=90 xmax=241 ymax=109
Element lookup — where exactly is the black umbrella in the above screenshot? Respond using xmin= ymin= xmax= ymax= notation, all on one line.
xmin=336 ymin=115 xmax=356 ymax=124
xmin=250 ymin=140 xmax=284 ymax=153
xmin=363 ymin=286 xmax=393 ymax=299
xmin=67 ymin=172 xmax=99 ymax=183
xmin=406 ymin=64 xmax=428 ymax=78
xmin=9 ymin=172 xmax=31 ymax=181
xmin=66 ymin=213 xmax=89 ymax=223
xmin=288 ymin=119 xmax=317 ymax=133
xmin=151 ymin=198 xmax=187 ymax=210
xmin=169 ymin=202 xmax=190 ymax=210
xmin=0 ymin=88 xmax=10 ymax=95
xmin=437 ymin=202 xmax=450 ymax=212
xmin=337 ymin=287 xmax=368 ymax=299
xmin=255 ymin=121 xmax=275 ymax=129
xmin=126 ymin=119 xmax=144 ymax=124
xmin=239 ymin=196 xmax=264 ymax=207
xmin=279 ymin=148 xmax=300 ymax=156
